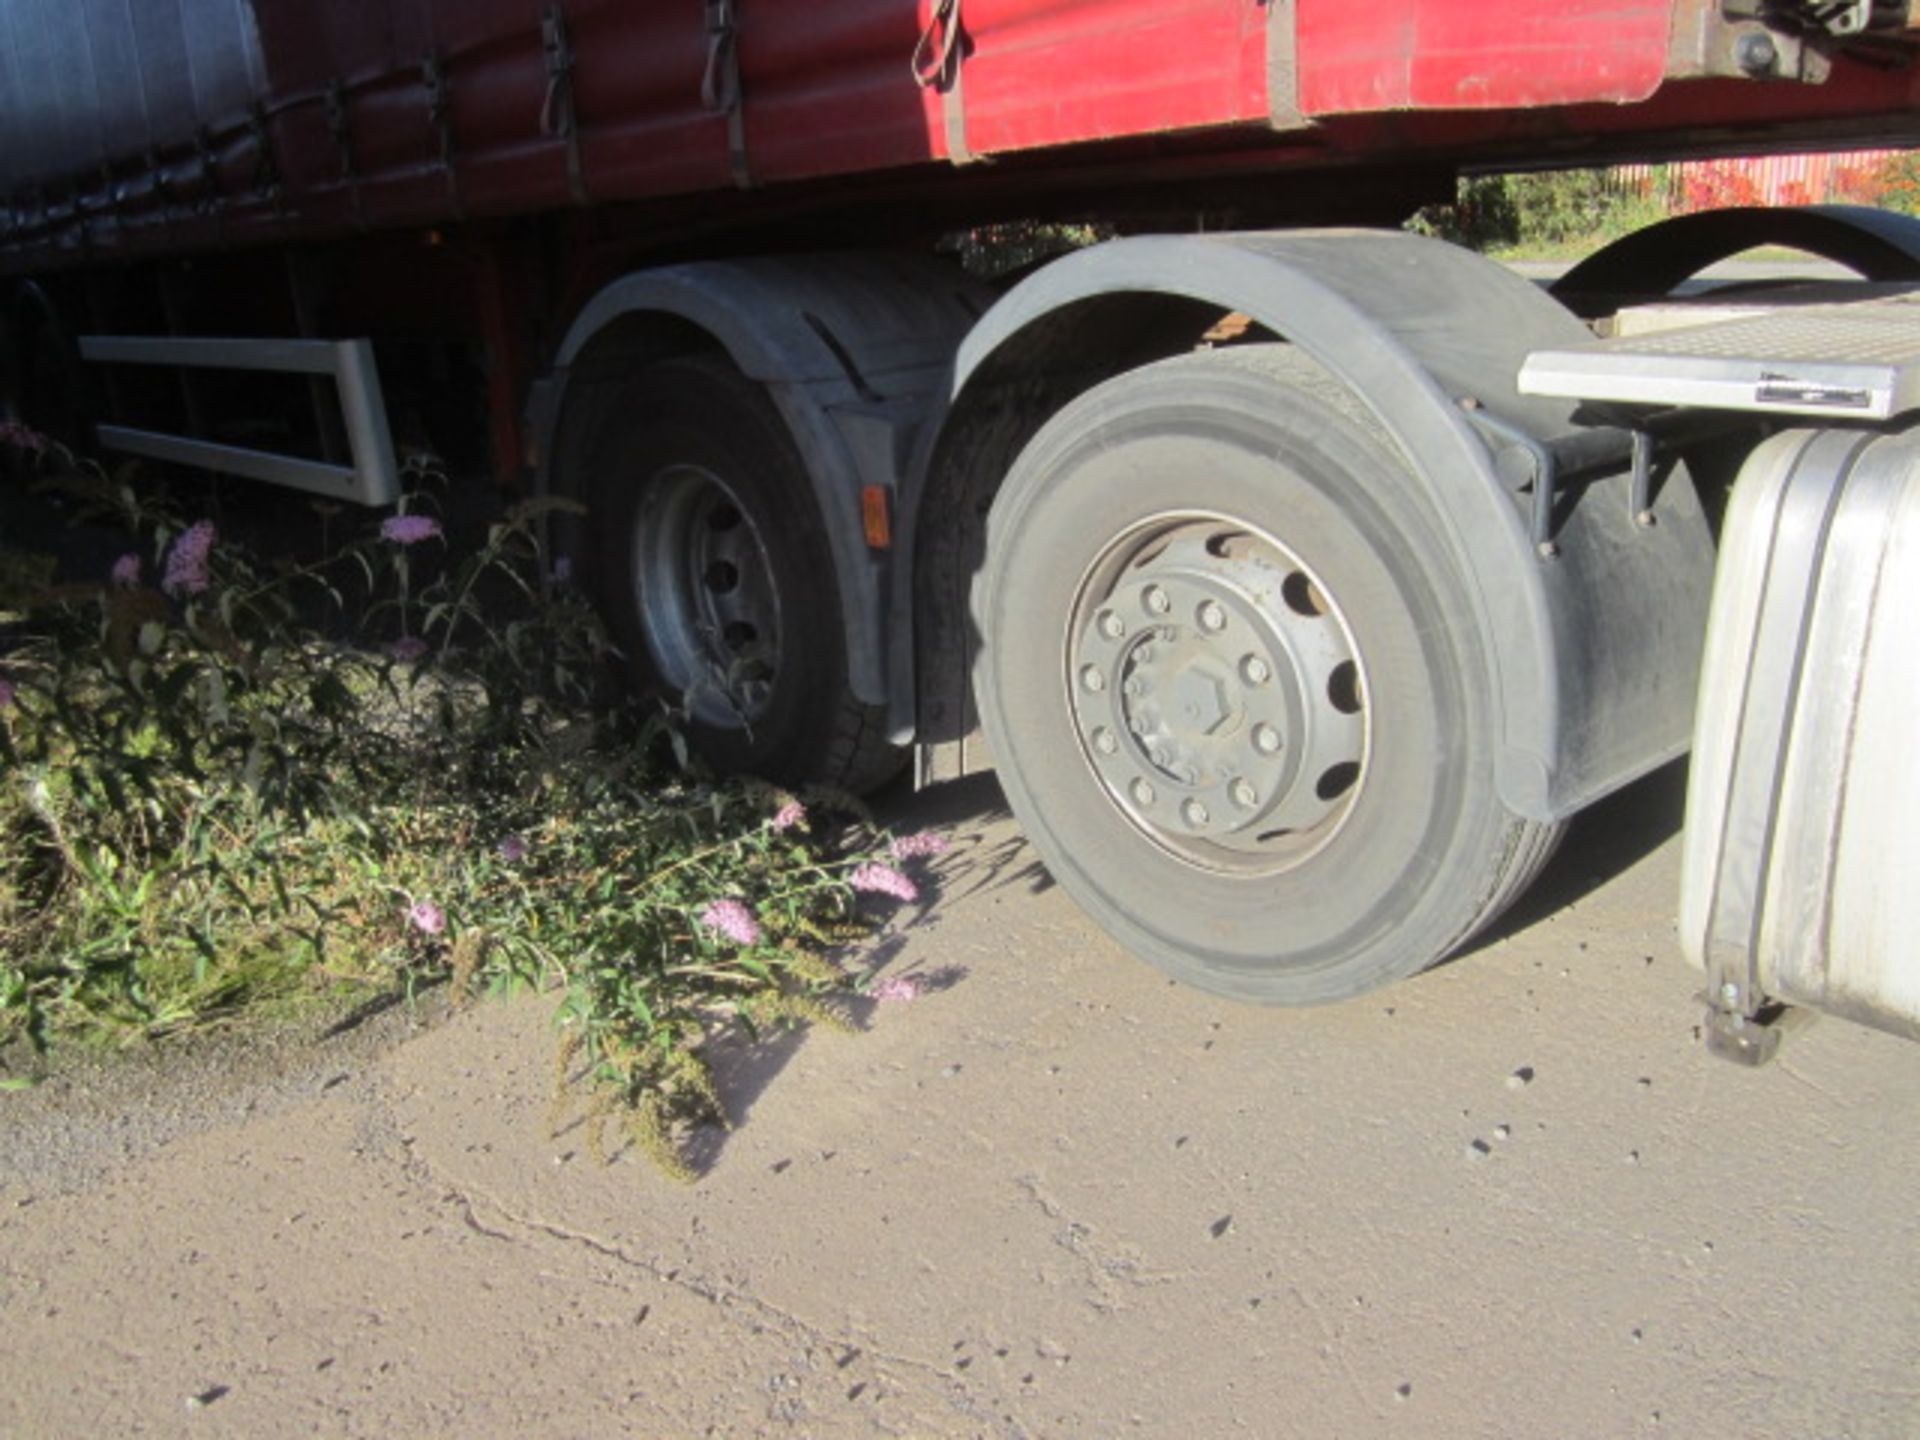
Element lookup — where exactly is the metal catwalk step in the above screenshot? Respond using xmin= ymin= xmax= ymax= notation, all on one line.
xmin=1519 ymin=285 xmax=1920 ymax=420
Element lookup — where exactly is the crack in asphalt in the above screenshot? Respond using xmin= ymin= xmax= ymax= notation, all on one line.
xmin=1016 ymin=1173 xmax=1191 ymax=1305
xmin=393 ymin=1135 xmax=1032 ymax=1439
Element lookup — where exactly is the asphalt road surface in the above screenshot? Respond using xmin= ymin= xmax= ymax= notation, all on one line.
xmin=4 ymin=761 xmax=1917 ymax=1438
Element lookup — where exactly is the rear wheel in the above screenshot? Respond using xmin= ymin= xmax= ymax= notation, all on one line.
xmin=973 ymin=346 xmax=1560 ymax=1004
xmin=579 ymin=355 xmax=900 ymax=790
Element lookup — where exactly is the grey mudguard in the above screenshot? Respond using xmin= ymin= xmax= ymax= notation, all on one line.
xmin=541 ymin=252 xmax=982 ymax=709
xmin=945 ymin=231 xmax=1715 ymax=822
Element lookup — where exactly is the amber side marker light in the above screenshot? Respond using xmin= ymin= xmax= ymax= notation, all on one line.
xmin=862 ymin=484 xmax=893 ymax=549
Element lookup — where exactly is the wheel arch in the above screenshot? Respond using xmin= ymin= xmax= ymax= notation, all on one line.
xmin=535 ymin=253 xmax=981 ymax=711
xmin=910 ymin=231 xmax=1716 ymax=821
xmin=1551 ymin=204 xmax=1920 ymax=317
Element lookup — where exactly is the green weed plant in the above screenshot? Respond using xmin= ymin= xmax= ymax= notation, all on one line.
xmin=0 ymin=441 xmax=937 ymax=1178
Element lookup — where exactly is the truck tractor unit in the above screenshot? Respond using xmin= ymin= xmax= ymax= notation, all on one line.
xmin=5 ymin=0 xmax=1920 ymax=1057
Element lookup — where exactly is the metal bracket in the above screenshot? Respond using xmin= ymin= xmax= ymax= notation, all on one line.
xmin=1809 ymin=0 xmax=1878 ymax=35
xmin=1629 ymin=428 xmax=1657 ymax=526
xmin=1789 ymin=0 xmax=1913 ymax=37
xmin=540 ymin=3 xmax=588 ymax=204
xmin=1702 ymin=994 xmax=1785 ymax=1065
xmin=1699 ymin=0 xmax=1920 ymax=79
xmin=1460 ymin=402 xmax=1661 ymax=556
xmin=1701 ymin=985 xmax=1817 ymax=1065
xmin=1460 ymin=402 xmax=1566 ymax=557
xmin=1666 ymin=2 xmax=1840 ymax=81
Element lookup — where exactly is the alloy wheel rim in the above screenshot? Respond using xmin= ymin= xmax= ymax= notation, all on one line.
xmin=631 ymin=465 xmax=782 ymax=728
xmin=1065 ymin=512 xmax=1369 ymax=874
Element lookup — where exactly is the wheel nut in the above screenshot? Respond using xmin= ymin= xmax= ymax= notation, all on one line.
xmin=1081 ymin=665 xmax=1105 ymax=692
xmin=1093 ymin=727 xmax=1118 ymax=755
xmin=1150 ymin=745 xmax=1170 ymax=767
xmin=1231 ymin=778 xmax=1258 ymax=809
xmin=1098 ymin=610 xmax=1125 ymax=640
xmin=1198 ymin=600 xmax=1226 ymax=632
xmin=1241 ymin=655 xmax=1271 ymax=685
xmin=1131 ymin=778 xmax=1156 ymax=806
xmin=1182 ymin=798 xmax=1209 ymax=827
xmin=1134 ymin=645 xmax=1155 ymax=666
xmin=1253 ymin=723 xmax=1282 ymax=754
xmin=1123 ymin=677 xmax=1146 ymax=697
xmin=1143 ymin=586 xmax=1170 ymax=615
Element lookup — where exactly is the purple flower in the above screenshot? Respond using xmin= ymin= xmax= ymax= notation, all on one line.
xmin=889 ymin=830 xmax=949 ymax=861
xmin=386 ymin=635 xmax=430 ymax=663
xmin=849 ymin=862 xmax=919 ymax=903
xmin=699 ymin=898 xmax=762 ymax=947
xmin=406 ymin=900 xmax=446 ymax=936
xmin=551 ymin=556 xmax=573 ymax=586
xmin=380 ymin=513 xmax=443 ymax=546
xmin=110 ymin=553 xmax=141 ymax=588
xmin=498 ymin=834 xmax=529 ymax=864
xmin=771 ymin=800 xmax=807 ymax=833
xmin=161 ymin=520 xmax=216 ymax=597
xmin=870 ymin=974 xmax=924 ymax=1003
xmin=0 ymin=676 xmax=14 ymax=709
xmin=0 ymin=421 xmax=47 ymax=454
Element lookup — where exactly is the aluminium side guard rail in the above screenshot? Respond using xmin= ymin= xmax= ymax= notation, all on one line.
xmin=77 ymin=335 xmax=400 ymax=506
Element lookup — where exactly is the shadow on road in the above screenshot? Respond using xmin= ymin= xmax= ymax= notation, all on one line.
xmin=1468 ymin=756 xmax=1689 ymax=954
xmin=877 ymin=753 xmax=1689 ymax=958
xmin=637 ymin=773 xmax=1033 ymax=1177
xmin=874 ymin=770 xmax=1055 ymax=905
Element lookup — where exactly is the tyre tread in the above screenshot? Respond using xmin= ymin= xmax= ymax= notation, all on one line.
xmin=820 ymin=697 xmax=905 ymax=793
xmin=1217 ymin=344 xmax=1566 ymax=968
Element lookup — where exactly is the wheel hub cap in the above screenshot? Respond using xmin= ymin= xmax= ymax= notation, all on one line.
xmin=1069 ymin=519 xmax=1367 ymax=870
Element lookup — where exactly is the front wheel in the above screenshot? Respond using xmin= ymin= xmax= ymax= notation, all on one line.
xmin=972 ymin=346 xmax=1559 ymax=1004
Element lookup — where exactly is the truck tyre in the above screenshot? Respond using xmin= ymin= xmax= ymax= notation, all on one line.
xmin=973 ymin=346 xmax=1561 ymax=1004
xmin=580 ymin=354 xmax=900 ymax=791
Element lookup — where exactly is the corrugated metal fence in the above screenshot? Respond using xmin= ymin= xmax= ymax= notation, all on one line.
xmin=1609 ymin=150 xmax=1902 ymax=208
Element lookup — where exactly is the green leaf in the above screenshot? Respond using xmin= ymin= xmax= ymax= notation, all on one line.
xmin=626 ymin=990 xmax=655 ymax=1030
xmin=189 ymin=928 xmax=219 ymax=984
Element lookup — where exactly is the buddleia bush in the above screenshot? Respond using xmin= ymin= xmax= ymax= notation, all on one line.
xmin=0 ymin=435 xmax=945 ymax=1176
